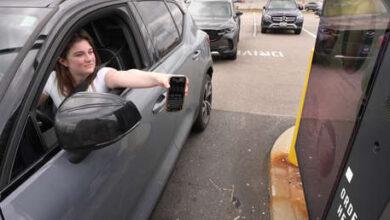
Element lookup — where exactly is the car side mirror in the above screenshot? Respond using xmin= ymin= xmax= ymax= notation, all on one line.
xmin=236 ymin=11 xmax=243 ymax=16
xmin=55 ymin=92 xmax=141 ymax=163
xmin=263 ymin=6 xmax=266 ymax=10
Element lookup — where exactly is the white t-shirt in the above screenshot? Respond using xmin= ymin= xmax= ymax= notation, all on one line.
xmin=43 ymin=67 xmax=115 ymax=107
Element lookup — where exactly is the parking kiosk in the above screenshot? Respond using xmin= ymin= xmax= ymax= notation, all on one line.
xmin=294 ymin=0 xmax=390 ymax=219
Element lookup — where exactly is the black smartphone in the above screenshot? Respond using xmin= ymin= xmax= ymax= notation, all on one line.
xmin=166 ymin=76 xmax=186 ymax=112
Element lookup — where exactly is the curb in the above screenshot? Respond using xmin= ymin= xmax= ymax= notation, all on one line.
xmin=268 ymin=126 xmax=308 ymax=220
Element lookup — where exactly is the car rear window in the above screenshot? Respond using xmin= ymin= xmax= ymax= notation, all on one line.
xmin=134 ymin=1 xmax=180 ymax=59
xmin=0 ymin=8 xmax=49 ymax=83
xmin=188 ymin=1 xmax=232 ymax=18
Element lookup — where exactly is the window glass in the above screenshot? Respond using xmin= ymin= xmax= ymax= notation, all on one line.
xmin=189 ymin=2 xmax=232 ymax=18
xmin=268 ymin=1 xmax=297 ymax=10
xmin=0 ymin=46 xmax=42 ymax=181
xmin=167 ymin=2 xmax=183 ymax=36
xmin=324 ymin=0 xmax=389 ymax=17
xmin=12 ymin=117 xmax=46 ymax=178
xmin=10 ymin=95 xmax=57 ymax=179
xmin=134 ymin=1 xmax=180 ymax=58
xmin=295 ymin=0 xmax=390 ymax=219
xmin=0 ymin=109 xmax=20 ymax=169
xmin=0 ymin=8 xmax=50 ymax=85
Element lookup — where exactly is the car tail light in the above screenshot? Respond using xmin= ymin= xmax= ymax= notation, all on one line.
xmin=207 ymin=35 xmax=210 ymax=45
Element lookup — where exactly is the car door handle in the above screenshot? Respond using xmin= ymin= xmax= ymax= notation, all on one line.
xmin=152 ymin=92 xmax=167 ymax=114
xmin=192 ymin=50 xmax=201 ymax=60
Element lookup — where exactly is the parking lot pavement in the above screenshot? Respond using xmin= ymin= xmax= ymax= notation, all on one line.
xmin=152 ymin=12 xmax=319 ymax=219
xmin=212 ymin=12 xmax=318 ymax=118
xmin=302 ymin=13 xmax=320 ymax=38
xmin=151 ymin=110 xmax=295 ymax=220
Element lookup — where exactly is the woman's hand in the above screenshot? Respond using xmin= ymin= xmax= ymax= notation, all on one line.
xmin=105 ymin=69 xmax=188 ymax=96
xmin=160 ymin=74 xmax=189 ymax=96
xmin=159 ymin=74 xmax=172 ymax=89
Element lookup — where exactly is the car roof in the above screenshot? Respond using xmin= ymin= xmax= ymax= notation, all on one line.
xmin=0 ymin=0 xmax=64 ymax=7
xmin=268 ymin=0 xmax=297 ymax=2
xmin=191 ymin=0 xmax=232 ymax=2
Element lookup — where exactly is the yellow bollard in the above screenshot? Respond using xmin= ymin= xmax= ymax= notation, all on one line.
xmin=288 ymin=49 xmax=314 ymax=167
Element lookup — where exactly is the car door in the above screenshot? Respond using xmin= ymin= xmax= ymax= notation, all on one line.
xmin=0 ymin=2 xmax=177 ymax=220
xmin=130 ymin=0 xmax=209 ymax=147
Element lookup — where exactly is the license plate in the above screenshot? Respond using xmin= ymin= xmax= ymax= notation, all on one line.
xmin=280 ymin=22 xmax=287 ymax=27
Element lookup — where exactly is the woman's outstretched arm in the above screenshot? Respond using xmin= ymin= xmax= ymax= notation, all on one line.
xmin=105 ymin=69 xmax=170 ymax=89
xmin=104 ymin=69 xmax=188 ymax=95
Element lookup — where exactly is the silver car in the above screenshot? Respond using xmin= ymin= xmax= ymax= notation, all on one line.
xmin=0 ymin=0 xmax=213 ymax=219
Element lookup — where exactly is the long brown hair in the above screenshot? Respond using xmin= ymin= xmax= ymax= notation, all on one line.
xmin=54 ymin=29 xmax=101 ymax=97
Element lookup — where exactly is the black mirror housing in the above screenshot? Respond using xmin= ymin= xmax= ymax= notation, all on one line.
xmin=236 ymin=11 xmax=243 ymax=16
xmin=55 ymin=92 xmax=141 ymax=152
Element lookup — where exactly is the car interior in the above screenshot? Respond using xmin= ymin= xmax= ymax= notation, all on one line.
xmin=84 ymin=16 xmax=137 ymax=71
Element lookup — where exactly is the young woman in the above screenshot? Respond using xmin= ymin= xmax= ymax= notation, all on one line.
xmin=40 ymin=29 xmax=188 ymax=107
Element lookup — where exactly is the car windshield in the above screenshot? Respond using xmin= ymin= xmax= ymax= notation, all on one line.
xmin=189 ymin=1 xmax=232 ymax=18
xmin=0 ymin=8 xmax=49 ymax=84
xmin=268 ymin=1 xmax=297 ymax=10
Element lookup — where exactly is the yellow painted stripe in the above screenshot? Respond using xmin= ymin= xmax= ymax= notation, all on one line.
xmin=288 ymin=49 xmax=314 ymax=167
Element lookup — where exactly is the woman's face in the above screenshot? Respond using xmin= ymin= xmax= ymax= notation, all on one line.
xmin=61 ymin=39 xmax=96 ymax=78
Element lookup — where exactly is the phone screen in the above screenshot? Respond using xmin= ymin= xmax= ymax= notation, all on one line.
xmin=166 ymin=76 xmax=186 ymax=112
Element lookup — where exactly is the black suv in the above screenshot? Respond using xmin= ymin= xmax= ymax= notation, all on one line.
xmin=261 ymin=0 xmax=304 ymax=34
xmin=188 ymin=0 xmax=243 ymax=59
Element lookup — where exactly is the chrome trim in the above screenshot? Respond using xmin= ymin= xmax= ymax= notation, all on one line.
xmin=268 ymin=23 xmax=298 ymax=29
xmin=271 ymin=16 xmax=296 ymax=22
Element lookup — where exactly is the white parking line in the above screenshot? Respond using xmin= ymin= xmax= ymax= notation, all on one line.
xmin=253 ymin=13 xmax=257 ymax=37
xmin=238 ymin=50 xmax=284 ymax=57
xmin=303 ymin=28 xmax=317 ymax=38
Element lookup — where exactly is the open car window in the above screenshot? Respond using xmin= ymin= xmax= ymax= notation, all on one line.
xmin=11 ymin=12 xmax=143 ymax=180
